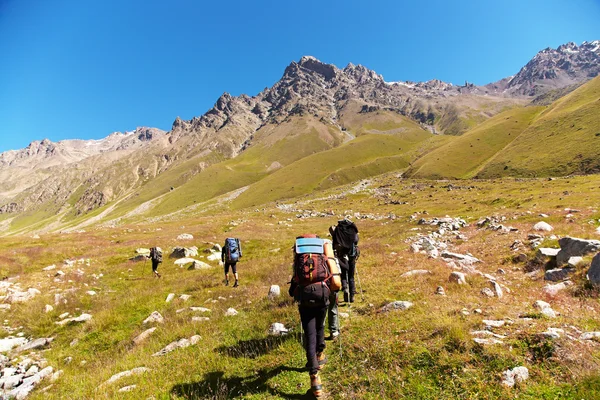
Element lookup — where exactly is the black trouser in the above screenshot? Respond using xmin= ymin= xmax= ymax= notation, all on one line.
xmin=339 ymin=254 xmax=356 ymax=296
xmin=151 ymin=260 xmax=160 ymax=273
xmin=224 ymin=262 xmax=237 ymax=274
xmin=299 ymin=306 xmax=327 ymax=375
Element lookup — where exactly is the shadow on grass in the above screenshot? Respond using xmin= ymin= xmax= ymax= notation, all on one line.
xmin=215 ymin=333 xmax=300 ymax=359
xmin=171 ymin=366 xmax=314 ymax=399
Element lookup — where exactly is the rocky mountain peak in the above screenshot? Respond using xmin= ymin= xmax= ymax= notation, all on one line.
xmin=503 ymin=40 xmax=600 ymax=95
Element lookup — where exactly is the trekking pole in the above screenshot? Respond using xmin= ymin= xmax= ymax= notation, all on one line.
xmin=355 ymin=265 xmax=365 ymax=302
xmin=142 ymin=256 xmax=147 ymax=277
xmin=336 ymin=296 xmax=343 ymax=360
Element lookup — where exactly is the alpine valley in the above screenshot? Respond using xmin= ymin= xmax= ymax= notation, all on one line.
xmin=1 ymin=40 xmax=599 ymax=235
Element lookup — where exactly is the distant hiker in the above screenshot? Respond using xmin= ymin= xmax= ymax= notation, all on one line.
xmin=149 ymin=247 xmax=163 ymax=278
xmin=289 ymin=235 xmax=341 ymax=397
xmin=222 ymin=238 xmax=242 ymax=287
xmin=332 ymin=217 xmax=359 ymax=302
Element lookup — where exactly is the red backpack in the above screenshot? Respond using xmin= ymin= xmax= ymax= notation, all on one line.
xmin=292 ymin=235 xmax=331 ymax=307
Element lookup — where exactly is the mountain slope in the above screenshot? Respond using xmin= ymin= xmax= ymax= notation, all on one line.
xmin=407 ymin=76 xmax=600 ymax=179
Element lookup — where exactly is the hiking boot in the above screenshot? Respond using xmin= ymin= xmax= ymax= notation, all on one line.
xmin=233 ymin=280 xmax=239 ymax=288
xmin=349 ymin=293 xmax=355 ymax=303
xmin=310 ymin=373 xmax=323 ymax=397
xmin=343 ymin=292 xmax=349 ymax=303
xmin=225 ymin=279 xmax=229 ymax=286
xmin=328 ymin=331 xmax=340 ymax=341
xmin=154 ymin=271 xmax=161 ymax=278
xmin=316 ymin=352 xmax=327 ymax=370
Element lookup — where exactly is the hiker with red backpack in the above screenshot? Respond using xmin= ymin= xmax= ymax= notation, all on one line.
xmin=222 ymin=238 xmax=242 ymax=287
xmin=289 ymin=235 xmax=341 ymax=398
xmin=332 ymin=218 xmax=359 ymax=303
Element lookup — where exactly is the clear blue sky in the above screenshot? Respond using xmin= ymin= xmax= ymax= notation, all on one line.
xmin=0 ymin=0 xmax=599 ymax=153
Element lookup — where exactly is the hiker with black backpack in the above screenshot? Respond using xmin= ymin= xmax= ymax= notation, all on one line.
xmin=332 ymin=218 xmax=359 ymax=303
xmin=148 ymin=247 xmax=163 ymax=278
xmin=289 ymin=235 xmax=341 ymax=398
xmin=222 ymin=238 xmax=242 ymax=287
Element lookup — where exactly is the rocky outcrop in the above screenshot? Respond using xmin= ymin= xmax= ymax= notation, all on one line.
xmin=556 ymin=237 xmax=600 ymax=265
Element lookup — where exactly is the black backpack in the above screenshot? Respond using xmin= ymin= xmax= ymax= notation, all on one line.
xmin=150 ymin=247 xmax=163 ymax=263
xmin=333 ymin=219 xmax=359 ymax=256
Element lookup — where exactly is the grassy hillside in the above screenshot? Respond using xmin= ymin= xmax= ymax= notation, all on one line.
xmin=407 ymin=106 xmax=544 ymax=179
xmin=477 ymin=76 xmax=600 ymax=177
xmin=232 ymin=116 xmax=439 ymax=208
xmin=2 ymin=173 xmax=600 ymax=399
xmin=407 ymin=76 xmax=600 ymax=179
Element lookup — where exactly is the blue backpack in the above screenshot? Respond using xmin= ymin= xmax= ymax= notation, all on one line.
xmin=224 ymin=238 xmax=241 ymax=263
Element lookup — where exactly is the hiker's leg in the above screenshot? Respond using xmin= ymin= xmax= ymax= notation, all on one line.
xmin=316 ymin=306 xmax=327 ymax=354
xmin=152 ymin=261 xmax=158 ymax=273
xmin=348 ymin=256 xmax=356 ymax=301
xmin=300 ymin=307 xmax=319 ymax=375
xmin=327 ymin=292 xmax=338 ymax=335
xmin=224 ymin=263 xmax=230 ymax=284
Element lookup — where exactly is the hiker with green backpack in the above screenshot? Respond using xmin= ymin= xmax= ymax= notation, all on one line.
xmin=289 ymin=234 xmax=341 ymax=398
xmin=222 ymin=238 xmax=242 ymax=287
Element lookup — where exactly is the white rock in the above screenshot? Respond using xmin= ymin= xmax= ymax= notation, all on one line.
xmin=435 ymin=286 xmax=446 ymax=296
xmin=24 ymin=365 xmax=39 ymax=378
xmin=580 ymin=332 xmax=600 ymax=340
xmin=401 ymin=270 xmax=431 ymax=278
xmin=501 ymin=366 xmax=529 ymax=387
xmin=179 ymin=294 xmax=191 ymax=301
xmin=55 ymin=313 xmax=93 ymax=326
xmin=225 ymin=308 xmax=238 ymax=316
xmin=481 ymin=288 xmax=495 ymax=297
xmin=533 ymin=221 xmax=553 ymax=232
xmin=190 ymin=307 xmax=211 ymax=313
xmin=3 ymin=367 xmax=18 ymax=377
xmin=0 ymin=337 xmax=28 ymax=352
xmin=102 ymin=367 xmax=149 ymax=386
xmin=540 ymin=308 xmax=557 ymax=318
xmin=441 ymin=251 xmax=480 ymax=264
xmin=165 ymin=293 xmax=175 ymax=303
xmin=133 ymin=327 xmax=156 ymax=346
xmin=381 ymin=301 xmax=413 ymax=312
xmin=3 ymin=373 xmax=24 ymax=389
xmin=449 ymin=271 xmax=467 ymax=285
xmin=42 ymin=265 xmax=56 ymax=271
xmin=191 ymin=317 xmax=210 ymax=322
xmin=490 ymin=281 xmax=503 ymax=298
xmin=339 ymin=312 xmax=350 ymax=318
xmin=177 ymin=233 xmax=194 ymax=240
xmin=567 ymin=256 xmax=584 ymax=267
xmin=470 ymin=330 xmax=506 ymax=339
xmin=542 ymin=281 xmax=572 ymax=297
xmin=268 ymin=285 xmax=281 ymax=299
xmin=50 ymin=370 xmax=63 ymax=383
xmin=483 ymin=320 xmax=505 ymax=328
xmin=268 ymin=322 xmax=289 ymax=336
xmin=44 ymin=304 xmax=54 ymax=313
xmin=152 ymin=335 xmax=200 ymax=356
xmin=472 ymin=338 xmax=503 ymax=345
xmin=119 ymin=385 xmax=137 ymax=392
xmin=86 ymin=290 xmax=97 ymax=296
xmin=533 ymin=300 xmax=551 ymax=310
xmin=58 ymin=312 xmax=70 ymax=319
xmin=143 ymin=311 xmax=164 ymax=324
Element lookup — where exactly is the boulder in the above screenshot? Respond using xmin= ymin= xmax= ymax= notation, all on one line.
xmin=5 ymin=288 xmax=40 ymax=304
xmin=177 ymin=233 xmax=194 ymax=240
xmin=556 ymin=237 xmax=600 ymax=265
xmin=542 ymin=281 xmax=572 ymax=297
xmin=170 ymin=246 xmax=198 ymax=258
xmin=14 ymin=337 xmax=53 ymax=353
xmin=481 ymin=288 xmax=495 ymax=297
xmin=490 ymin=281 xmax=503 ymax=298
xmin=165 ymin=293 xmax=175 ymax=303
xmin=0 ymin=337 xmax=27 ymax=353
xmin=482 ymin=320 xmax=505 ymax=329
xmin=180 ymin=294 xmax=191 ymax=301
xmin=44 ymin=305 xmax=54 ymax=313
xmin=381 ymin=301 xmax=413 ymax=312
xmin=533 ymin=222 xmax=553 ymax=232
xmin=567 ymin=256 xmax=584 ymax=267
xmin=102 ymin=367 xmax=149 ymax=386
xmin=268 ymin=323 xmax=289 ymax=336
xmin=580 ymin=332 xmax=600 ymax=340
xmin=143 ymin=311 xmax=164 ymax=324
xmin=55 ymin=313 xmax=92 ymax=326
xmin=174 ymin=257 xmax=199 ymax=266
xmin=537 ymin=248 xmax=559 ymax=258
xmin=400 ymin=270 xmax=431 ymax=278
xmin=225 ymin=308 xmax=238 ymax=316
xmin=136 ymin=248 xmax=150 ymax=256
xmin=152 ymin=335 xmax=200 ymax=356
xmin=544 ymin=268 xmax=575 ymax=282
xmin=587 ymin=253 xmax=600 ymax=286
xmin=133 ymin=327 xmax=156 ymax=346
xmin=449 ymin=271 xmax=467 ymax=285
xmin=501 ymin=366 xmax=529 ymax=387
xmin=187 ymin=261 xmax=212 ymax=270
xmin=268 ymin=285 xmax=281 ymax=299
xmin=441 ymin=251 xmax=480 ymax=264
